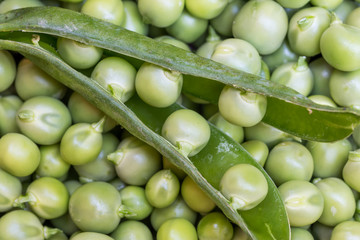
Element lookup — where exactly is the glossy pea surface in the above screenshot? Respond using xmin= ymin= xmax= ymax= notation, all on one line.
xmin=0 ymin=95 xmax=22 ymax=136
xmin=81 ymin=0 xmax=125 ymax=26
xmin=120 ymin=185 xmax=153 ymax=221
xmin=111 ymin=220 xmax=153 ymax=240
xmin=197 ymin=212 xmax=233 ymax=240
xmin=330 ymin=221 xmax=360 ymax=240
xmin=36 ymin=144 xmax=70 ymax=179
xmin=0 ymin=168 xmax=22 ymax=212
xmin=157 ymin=218 xmax=197 ymax=240
xmin=0 ymin=50 xmax=16 ymax=92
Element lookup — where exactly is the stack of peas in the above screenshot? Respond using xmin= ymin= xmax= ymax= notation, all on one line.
xmin=1 ymin=0 xmax=360 ymax=239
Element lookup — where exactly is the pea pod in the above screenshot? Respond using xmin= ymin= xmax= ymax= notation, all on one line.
xmin=0 ymin=7 xmax=358 ymax=141
xmin=0 ymin=37 xmax=290 ymax=239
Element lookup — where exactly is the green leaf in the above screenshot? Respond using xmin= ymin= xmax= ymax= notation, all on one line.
xmin=0 ymin=7 xmax=359 ymax=141
xmin=0 ymin=38 xmax=290 ymax=240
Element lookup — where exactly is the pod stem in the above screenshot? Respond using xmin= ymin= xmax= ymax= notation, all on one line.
xmin=108 ymin=83 xmax=126 ymax=102
xmin=294 ymin=56 xmax=308 ymax=72
xmin=330 ymin=12 xmax=342 ymax=26
xmin=13 ymin=193 xmax=36 ymax=208
xmin=107 ymin=150 xmax=124 ymax=165
xmin=43 ymin=226 xmax=62 ymax=239
xmin=177 ymin=141 xmax=193 ymax=157
xmin=118 ymin=205 xmax=136 ymax=218
xmin=229 ymin=195 xmax=247 ymax=211
xmin=206 ymin=26 xmax=221 ymax=42
xmin=91 ymin=115 xmax=106 ymax=133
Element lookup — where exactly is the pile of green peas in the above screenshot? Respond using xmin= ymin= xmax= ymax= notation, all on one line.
xmin=1 ymin=0 xmax=360 ymax=239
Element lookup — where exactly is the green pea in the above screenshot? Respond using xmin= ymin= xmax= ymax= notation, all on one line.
xmin=265 ymin=141 xmax=314 ymax=186
xmin=69 ymin=181 xmax=123 ymax=234
xmin=232 ymin=0 xmax=288 ymax=55
xmin=287 ymin=7 xmax=331 ymax=57
xmin=0 ymin=210 xmax=60 ymax=240
xmin=64 ymin=179 xmax=82 ymax=195
xmin=197 ymin=212 xmax=234 ymax=240
xmin=308 ymin=95 xmax=337 ymax=107
xmin=310 ymin=0 xmax=343 ymax=10
xmin=36 ymin=144 xmax=70 ymax=179
xmin=0 ymin=133 xmax=40 ymax=177
xmin=74 ymin=133 xmax=118 ymax=182
xmin=16 ymin=96 xmax=72 ymax=145
xmin=309 ymin=57 xmax=333 ymax=97
xmin=270 ymin=56 xmax=314 ymax=96
xmin=0 ymin=95 xmax=22 ymax=136
xmin=306 ymin=139 xmax=351 ymax=178
xmin=0 ymin=0 xmax=44 ymax=14
xmin=60 ymin=119 xmax=104 ymax=166
xmin=145 ymin=169 xmax=180 ymax=208
xmin=314 ymin=177 xmax=356 ymax=226
xmin=120 ymin=186 xmax=153 ymax=221
xmin=57 ymin=37 xmax=103 ymax=70
xmin=157 ymin=218 xmax=197 ymax=240
xmin=210 ymin=0 xmax=246 ymax=37
xmin=111 ymin=220 xmax=153 ymax=240
xmin=166 ymin=10 xmax=208 ymax=43
xmin=162 ymin=109 xmax=211 ymax=157
xmin=241 ymin=140 xmax=269 ymax=167
xmin=47 ymin=232 xmax=68 ymax=240
xmin=135 ymin=62 xmax=183 ymax=108
xmin=81 ymin=0 xmax=124 ymax=25
xmin=329 ymin=68 xmax=360 ymax=108
xmin=108 ymin=136 xmax=162 ymax=185
xmin=185 ymin=0 xmax=228 ymax=20
xmin=345 ymin=7 xmax=360 ymax=28
xmin=181 ymin=176 xmax=216 ymax=214
xmin=278 ymin=180 xmax=324 ymax=227
xmin=330 ymin=221 xmax=360 ymax=240
xmin=71 ymin=232 xmax=114 ymax=240
xmin=91 ymin=57 xmax=136 ymax=103
xmin=320 ymin=15 xmax=360 ymax=72
xmin=276 ymin=0 xmax=309 ymax=9
xmin=155 ymin=35 xmax=191 ymax=51
xmin=262 ymin=40 xmax=299 ymax=73
xmin=138 ymin=0 xmax=185 ymax=28
xmin=0 ymin=50 xmax=16 ymax=92
xmin=311 ymin=222 xmax=334 ymax=240
xmin=67 ymin=91 xmax=117 ymax=132
xmin=342 ymin=149 xmax=360 ymax=192
xmin=211 ymin=38 xmax=261 ymax=75
xmin=208 ymin=112 xmax=244 ymax=143
xmin=0 ymin=168 xmax=22 ymax=212
xmin=290 ymin=228 xmax=314 ymax=240
xmin=335 ymin=0 xmax=358 ymax=22
xmin=218 ymin=86 xmax=267 ymax=127
xmin=15 ymin=58 xmax=67 ymax=100
xmin=150 ymin=196 xmax=197 ymax=231
xmin=244 ymin=122 xmax=300 ymax=148
xmin=220 ymin=163 xmax=268 ymax=211
xmin=121 ymin=1 xmax=148 ymax=35
xmin=51 ymin=212 xmax=79 ymax=236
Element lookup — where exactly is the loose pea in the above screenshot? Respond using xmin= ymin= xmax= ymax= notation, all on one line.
xmin=91 ymin=57 xmax=136 ymax=103
xmin=16 ymin=96 xmax=72 ymax=145
xmin=36 ymin=144 xmax=70 ymax=179
xmin=309 ymin=57 xmax=333 ymax=97
xmin=51 ymin=212 xmax=79 ymax=236
xmin=0 ymin=50 xmax=16 ymax=92
xmin=197 ymin=212 xmax=234 ymax=240
xmin=121 ymin=0 xmax=149 ymax=35
xmin=120 ymin=186 xmax=153 ymax=221
xmin=47 ymin=232 xmax=68 ymax=240
xmin=334 ymin=0 xmax=358 ymax=22
xmin=150 ymin=196 xmax=198 ymax=231
xmin=232 ymin=0 xmax=288 ymax=55
xmin=145 ymin=169 xmax=180 ymax=208
xmin=306 ymin=139 xmax=351 ymax=178
xmin=278 ymin=180 xmax=324 ymax=227
xmin=157 ymin=218 xmax=197 ymax=240
xmin=345 ymin=7 xmax=360 ymax=28
xmin=262 ymin=40 xmax=299 ymax=72
xmin=71 ymin=232 xmax=115 ymax=240
xmin=208 ymin=112 xmax=244 ymax=143
xmin=185 ymin=0 xmax=228 ymax=20
xmin=138 ymin=0 xmax=185 ymax=28
xmin=220 ymin=163 xmax=268 ymax=211
xmin=0 ymin=95 xmax=22 ymax=136
xmin=265 ymin=141 xmax=314 ymax=186
xmin=166 ymin=10 xmax=208 ymax=43
xmin=181 ymin=176 xmax=216 ymax=213
xmin=57 ymin=37 xmax=103 ymax=70
xmin=0 ymin=133 xmax=40 ymax=177
xmin=314 ymin=177 xmax=356 ymax=226
xmin=0 ymin=168 xmax=22 ymax=212
xmin=162 ymin=109 xmax=211 ymax=157
xmin=311 ymin=222 xmax=334 ymax=240
xmin=310 ymin=0 xmax=343 ymax=10
xmin=218 ymin=86 xmax=267 ymax=128
xmin=69 ymin=181 xmax=123 ymax=234
xmin=135 ymin=62 xmax=183 ymax=108
xmin=0 ymin=0 xmax=44 ymax=14
xmin=111 ymin=220 xmax=153 ymax=240
xmin=241 ymin=140 xmax=269 ymax=167
xmin=74 ymin=133 xmax=118 ymax=182
xmin=276 ymin=0 xmax=310 ymax=9
xmin=107 ymin=136 xmax=162 ymax=185
xmin=287 ymin=7 xmax=331 ymax=57
xmin=270 ymin=56 xmax=314 ymax=96
xmin=81 ymin=0 xmax=125 ymax=26
xmin=330 ymin=221 xmax=360 ymax=240
xmin=342 ymin=149 xmax=360 ymax=192
xmin=291 ymin=228 xmax=314 ymax=240
xmin=15 ymin=58 xmax=67 ymax=100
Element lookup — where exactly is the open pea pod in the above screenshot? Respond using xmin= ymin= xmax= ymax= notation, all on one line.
xmin=0 ymin=36 xmax=289 ymax=239
xmin=0 ymin=6 xmax=359 ymax=141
